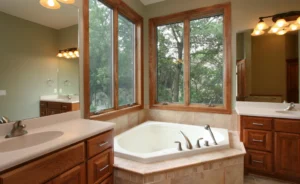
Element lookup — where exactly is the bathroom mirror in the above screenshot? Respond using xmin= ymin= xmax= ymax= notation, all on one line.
xmin=236 ymin=29 xmax=300 ymax=103
xmin=0 ymin=0 xmax=80 ymax=121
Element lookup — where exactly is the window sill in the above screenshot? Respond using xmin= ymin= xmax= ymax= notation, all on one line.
xmin=150 ymin=104 xmax=232 ymax=114
xmin=90 ymin=105 xmax=143 ymax=121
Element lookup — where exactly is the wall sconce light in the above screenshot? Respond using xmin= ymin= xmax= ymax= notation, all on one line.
xmin=252 ymin=11 xmax=300 ymax=36
xmin=57 ymin=48 xmax=79 ymax=59
xmin=40 ymin=0 xmax=75 ymax=10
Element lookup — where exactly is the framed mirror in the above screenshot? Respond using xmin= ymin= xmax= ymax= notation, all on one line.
xmin=0 ymin=0 xmax=80 ymax=122
xmin=236 ymin=30 xmax=300 ymax=103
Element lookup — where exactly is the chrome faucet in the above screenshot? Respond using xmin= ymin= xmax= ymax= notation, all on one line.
xmin=180 ymin=131 xmax=193 ymax=149
xmin=0 ymin=116 xmax=10 ymax=124
xmin=5 ymin=121 xmax=28 ymax=138
xmin=204 ymin=125 xmax=218 ymax=145
xmin=284 ymin=102 xmax=296 ymax=111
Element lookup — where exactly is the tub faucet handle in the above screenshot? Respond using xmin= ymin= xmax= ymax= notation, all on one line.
xmin=196 ymin=138 xmax=203 ymax=148
xmin=180 ymin=131 xmax=193 ymax=150
xmin=174 ymin=141 xmax=183 ymax=151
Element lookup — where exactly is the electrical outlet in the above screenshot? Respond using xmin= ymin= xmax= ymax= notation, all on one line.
xmin=0 ymin=90 xmax=6 ymax=96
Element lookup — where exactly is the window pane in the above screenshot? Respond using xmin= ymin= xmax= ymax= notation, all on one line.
xmin=190 ymin=15 xmax=224 ymax=105
xmin=118 ymin=15 xmax=135 ymax=106
xmin=157 ymin=22 xmax=184 ymax=103
xmin=89 ymin=0 xmax=113 ymax=112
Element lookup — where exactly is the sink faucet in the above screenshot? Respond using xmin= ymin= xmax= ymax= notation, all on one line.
xmin=180 ymin=131 xmax=193 ymax=149
xmin=5 ymin=121 xmax=28 ymax=138
xmin=204 ymin=125 xmax=218 ymax=145
xmin=284 ymin=102 xmax=296 ymax=111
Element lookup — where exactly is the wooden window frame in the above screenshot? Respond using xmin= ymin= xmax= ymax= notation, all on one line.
xmin=149 ymin=3 xmax=232 ymax=114
xmin=83 ymin=0 xmax=144 ymax=120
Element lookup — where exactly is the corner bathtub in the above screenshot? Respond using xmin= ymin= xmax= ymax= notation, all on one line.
xmin=114 ymin=121 xmax=230 ymax=163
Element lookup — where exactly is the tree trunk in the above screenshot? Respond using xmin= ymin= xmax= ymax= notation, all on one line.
xmin=173 ymin=42 xmax=183 ymax=102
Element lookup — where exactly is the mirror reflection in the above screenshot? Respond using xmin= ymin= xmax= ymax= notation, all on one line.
xmin=0 ymin=0 xmax=80 ymax=122
xmin=236 ymin=30 xmax=300 ymax=103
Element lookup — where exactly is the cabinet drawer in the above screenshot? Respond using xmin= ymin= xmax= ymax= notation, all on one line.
xmin=274 ymin=119 xmax=300 ymax=134
xmin=87 ymin=130 xmax=113 ymax=158
xmin=243 ymin=129 xmax=272 ymax=151
xmin=101 ymin=176 xmax=113 ymax=184
xmin=47 ymin=109 xmax=61 ymax=115
xmin=40 ymin=101 xmax=48 ymax=108
xmin=88 ymin=148 xmax=113 ymax=184
xmin=48 ymin=102 xmax=62 ymax=109
xmin=40 ymin=108 xmax=47 ymax=117
xmin=0 ymin=143 xmax=85 ymax=184
xmin=52 ymin=163 xmax=86 ymax=184
xmin=242 ymin=116 xmax=272 ymax=130
xmin=61 ymin=103 xmax=72 ymax=111
xmin=245 ymin=149 xmax=273 ymax=173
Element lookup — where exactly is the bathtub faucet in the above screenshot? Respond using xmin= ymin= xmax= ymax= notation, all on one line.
xmin=204 ymin=125 xmax=218 ymax=145
xmin=180 ymin=131 xmax=193 ymax=149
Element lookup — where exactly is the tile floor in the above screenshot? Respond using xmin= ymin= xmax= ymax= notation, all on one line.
xmin=245 ymin=174 xmax=296 ymax=184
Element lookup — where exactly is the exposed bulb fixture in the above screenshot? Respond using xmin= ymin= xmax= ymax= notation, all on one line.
xmin=289 ymin=23 xmax=299 ymax=31
xmin=268 ymin=26 xmax=280 ymax=33
xmin=57 ymin=48 xmax=79 ymax=59
xmin=297 ymin=16 xmax=300 ymax=24
xmin=58 ymin=0 xmax=75 ymax=4
xmin=276 ymin=28 xmax=288 ymax=35
xmin=275 ymin=19 xmax=289 ymax=28
xmin=255 ymin=19 xmax=269 ymax=30
xmin=251 ymin=29 xmax=264 ymax=36
xmin=40 ymin=0 xmax=61 ymax=9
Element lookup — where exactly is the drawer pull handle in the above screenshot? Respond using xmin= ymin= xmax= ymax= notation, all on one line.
xmin=252 ymin=139 xmax=263 ymax=142
xmin=252 ymin=160 xmax=263 ymax=164
xmin=252 ymin=123 xmax=264 ymax=126
xmin=99 ymin=165 xmax=109 ymax=172
xmin=99 ymin=142 xmax=109 ymax=147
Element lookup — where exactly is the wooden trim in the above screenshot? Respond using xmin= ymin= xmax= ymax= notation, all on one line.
xmin=148 ymin=2 xmax=232 ymax=114
xmin=184 ymin=19 xmax=190 ymax=106
xmin=90 ymin=105 xmax=143 ymax=121
xmin=113 ymin=8 xmax=119 ymax=110
xmin=83 ymin=0 xmax=90 ymax=119
xmin=83 ymin=0 xmax=144 ymax=119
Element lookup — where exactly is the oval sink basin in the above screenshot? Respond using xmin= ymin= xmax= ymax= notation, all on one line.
xmin=0 ymin=131 xmax=63 ymax=153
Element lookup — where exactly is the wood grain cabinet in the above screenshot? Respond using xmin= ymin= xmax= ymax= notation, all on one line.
xmin=40 ymin=101 xmax=80 ymax=117
xmin=0 ymin=130 xmax=114 ymax=184
xmin=240 ymin=116 xmax=300 ymax=183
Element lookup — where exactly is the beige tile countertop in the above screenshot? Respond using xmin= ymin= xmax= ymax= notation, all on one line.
xmin=236 ymin=101 xmax=300 ymax=119
xmin=0 ymin=117 xmax=115 ymax=172
xmin=114 ymin=131 xmax=246 ymax=175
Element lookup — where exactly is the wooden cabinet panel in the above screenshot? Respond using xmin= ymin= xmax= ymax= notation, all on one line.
xmin=87 ymin=130 xmax=113 ymax=158
xmin=88 ymin=148 xmax=113 ymax=184
xmin=242 ymin=116 xmax=272 ymax=130
xmin=0 ymin=143 xmax=85 ymax=184
xmin=48 ymin=102 xmax=63 ymax=109
xmin=61 ymin=103 xmax=72 ymax=111
xmin=101 ymin=176 xmax=113 ymax=184
xmin=245 ymin=149 xmax=272 ymax=173
xmin=40 ymin=101 xmax=48 ymax=108
xmin=274 ymin=119 xmax=300 ymax=134
xmin=47 ymin=109 xmax=62 ymax=116
xmin=52 ymin=164 xmax=86 ymax=184
xmin=40 ymin=108 xmax=47 ymax=117
xmin=275 ymin=132 xmax=300 ymax=178
xmin=243 ymin=129 xmax=272 ymax=151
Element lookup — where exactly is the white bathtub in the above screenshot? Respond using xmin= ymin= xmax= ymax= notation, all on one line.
xmin=114 ymin=121 xmax=230 ymax=163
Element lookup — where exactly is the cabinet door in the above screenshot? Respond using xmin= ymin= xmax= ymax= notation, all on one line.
xmin=52 ymin=164 xmax=86 ymax=184
xmin=275 ymin=132 xmax=300 ymax=177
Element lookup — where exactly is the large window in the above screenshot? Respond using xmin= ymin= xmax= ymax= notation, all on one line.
xmin=85 ymin=0 xmax=143 ymax=119
xmin=149 ymin=3 xmax=231 ymax=113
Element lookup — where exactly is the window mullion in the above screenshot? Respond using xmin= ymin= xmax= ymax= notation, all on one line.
xmin=113 ymin=8 xmax=119 ymax=110
xmin=184 ymin=18 xmax=190 ymax=106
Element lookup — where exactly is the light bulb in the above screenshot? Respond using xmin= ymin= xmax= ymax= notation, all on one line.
xmin=68 ymin=51 xmax=74 ymax=56
xmin=251 ymin=29 xmax=264 ymax=36
xmin=276 ymin=28 xmax=287 ymax=35
xmin=255 ymin=20 xmax=269 ymax=30
xmin=57 ymin=0 xmax=75 ymax=4
xmin=275 ymin=19 xmax=288 ymax=28
xmin=65 ymin=55 xmax=71 ymax=59
xmin=289 ymin=23 xmax=299 ymax=31
xmin=268 ymin=26 xmax=280 ymax=33
xmin=63 ymin=52 xmax=68 ymax=57
xmin=74 ymin=50 xmax=79 ymax=55
xmin=297 ymin=16 xmax=300 ymax=25
xmin=71 ymin=55 xmax=76 ymax=58
xmin=40 ymin=0 xmax=61 ymax=9
xmin=57 ymin=53 xmax=63 ymax=57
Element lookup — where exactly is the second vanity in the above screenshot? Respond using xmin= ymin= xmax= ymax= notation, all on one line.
xmin=236 ymin=102 xmax=300 ymax=183
xmin=0 ymin=113 xmax=114 ymax=184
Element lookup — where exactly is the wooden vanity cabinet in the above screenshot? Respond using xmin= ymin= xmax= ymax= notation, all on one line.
xmin=0 ymin=130 xmax=114 ymax=184
xmin=240 ymin=116 xmax=300 ymax=182
xmin=40 ymin=101 xmax=80 ymax=117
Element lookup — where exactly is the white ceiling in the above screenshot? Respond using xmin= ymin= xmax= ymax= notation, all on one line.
xmin=140 ymin=0 xmax=165 ymax=5
xmin=0 ymin=0 xmax=79 ymax=30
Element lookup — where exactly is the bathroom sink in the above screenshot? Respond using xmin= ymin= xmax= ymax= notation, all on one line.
xmin=0 ymin=131 xmax=63 ymax=153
